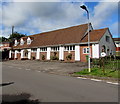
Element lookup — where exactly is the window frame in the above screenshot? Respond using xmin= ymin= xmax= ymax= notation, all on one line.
xmin=64 ymin=45 xmax=75 ymax=51
xmin=83 ymin=47 xmax=90 ymax=54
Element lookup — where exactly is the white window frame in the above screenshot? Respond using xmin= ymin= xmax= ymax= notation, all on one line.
xmin=83 ymin=48 xmax=90 ymax=54
xmin=31 ymin=48 xmax=37 ymax=52
xmin=20 ymin=39 xmax=24 ymax=45
xmin=40 ymin=47 xmax=47 ymax=52
xmin=64 ymin=45 xmax=75 ymax=51
xmin=27 ymin=37 xmax=31 ymax=45
xmin=51 ymin=46 xmax=59 ymax=51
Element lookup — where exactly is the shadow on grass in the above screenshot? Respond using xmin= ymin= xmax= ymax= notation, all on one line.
xmin=2 ymin=93 xmax=41 ymax=104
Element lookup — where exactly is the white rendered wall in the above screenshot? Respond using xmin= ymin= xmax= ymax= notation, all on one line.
xmin=36 ymin=48 xmax=40 ymax=59
xmin=92 ymin=44 xmax=99 ymax=58
xmin=21 ymin=50 xmax=24 ymax=59
xmin=15 ymin=50 xmax=17 ymax=58
xmin=28 ymin=49 xmax=31 ymax=59
xmin=75 ymin=45 xmax=80 ymax=61
xmin=59 ymin=46 xmax=64 ymax=60
xmin=99 ymin=29 xmax=116 ymax=56
xmin=9 ymin=50 xmax=12 ymax=58
xmin=47 ymin=47 xmax=51 ymax=60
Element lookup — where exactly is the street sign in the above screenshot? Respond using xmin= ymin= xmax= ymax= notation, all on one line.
xmin=101 ymin=52 xmax=106 ymax=57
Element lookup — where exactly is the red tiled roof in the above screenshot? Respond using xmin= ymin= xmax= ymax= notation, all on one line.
xmin=13 ymin=23 xmax=108 ymax=49
xmin=80 ymin=28 xmax=108 ymax=43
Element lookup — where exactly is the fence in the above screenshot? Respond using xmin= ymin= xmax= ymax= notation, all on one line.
xmin=91 ymin=56 xmax=120 ymax=70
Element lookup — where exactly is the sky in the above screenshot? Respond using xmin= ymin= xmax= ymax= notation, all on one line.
xmin=0 ymin=0 xmax=119 ymax=38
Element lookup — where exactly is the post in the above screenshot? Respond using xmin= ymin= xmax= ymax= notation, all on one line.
xmin=80 ymin=5 xmax=91 ymax=72
xmin=87 ymin=13 xmax=91 ymax=72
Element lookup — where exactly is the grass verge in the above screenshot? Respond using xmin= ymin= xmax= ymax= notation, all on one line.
xmin=75 ymin=68 xmax=120 ymax=78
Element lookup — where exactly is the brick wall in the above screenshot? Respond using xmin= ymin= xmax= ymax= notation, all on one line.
xmin=11 ymin=53 xmax=14 ymax=59
xmin=50 ymin=52 xmax=59 ymax=59
xmin=40 ymin=52 xmax=47 ymax=60
xmin=31 ymin=52 xmax=36 ymax=60
xmin=80 ymin=45 xmax=92 ymax=62
xmin=64 ymin=51 xmax=75 ymax=61
xmin=17 ymin=53 xmax=21 ymax=60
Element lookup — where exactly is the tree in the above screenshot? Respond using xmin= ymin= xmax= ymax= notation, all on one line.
xmin=9 ymin=32 xmax=26 ymax=42
xmin=0 ymin=37 xmax=8 ymax=42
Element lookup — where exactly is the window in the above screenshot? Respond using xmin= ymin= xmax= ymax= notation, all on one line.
xmin=17 ymin=49 xmax=21 ymax=52
xmin=27 ymin=37 xmax=31 ymax=45
xmin=83 ymin=48 xmax=90 ymax=54
xmin=31 ymin=48 xmax=37 ymax=52
xmin=51 ymin=46 xmax=59 ymax=51
xmin=14 ymin=40 xmax=18 ymax=46
xmin=40 ymin=47 xmax=47 ymax=52
xmin=20 ymin=39 xmax=24 ymax=45
xmin=64 ymin=45 xmax=75 ymax=51
xmin=106 ymin=36 xmax=110 ymax=42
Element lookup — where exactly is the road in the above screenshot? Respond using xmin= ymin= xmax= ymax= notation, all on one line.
xmin=2 ymin=63 xmax=118 ymax=102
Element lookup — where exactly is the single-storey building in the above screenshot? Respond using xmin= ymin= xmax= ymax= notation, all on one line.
xmin=9 ymin=23 xmax=116 ymax=62
xmin=113 ymin=38 xmax=120 ymax=56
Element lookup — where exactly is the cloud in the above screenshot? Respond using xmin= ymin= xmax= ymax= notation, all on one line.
xmin=1 ymin=1 xmax=118 ymax=38
xmin=91 ymin=2 xmax=118 ymax=28
xmin=2 ymin=2 xmax=86 ymax=37
xmin=109 ymin=22 xmax=119 ymax=38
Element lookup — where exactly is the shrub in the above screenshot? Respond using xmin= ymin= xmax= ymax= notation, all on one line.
xmin=31 ymin=56 xmax=35 ymax=60
xmin=86 ymin=55 xmax=89 ymax=62
xmin=50 ymin=56 xmax=59 ymax=60
xmin=42 ymin=55 xmax=45 ymax=60
xmin=66 ymin=54 xmax=72 ymax=60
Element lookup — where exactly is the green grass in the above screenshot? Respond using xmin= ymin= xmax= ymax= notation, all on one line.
xmin=75 ymin=68 xmax=120 ymax=78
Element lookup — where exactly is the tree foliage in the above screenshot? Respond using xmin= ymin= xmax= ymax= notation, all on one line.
xmin=0 ymin=37 xmax=8 ymax=42
xmin=9 ymin=32 xmax=26 ymax=42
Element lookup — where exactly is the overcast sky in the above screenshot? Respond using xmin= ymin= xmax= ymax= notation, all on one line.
xmin=0 ymin=0 xmax=119 ymax=38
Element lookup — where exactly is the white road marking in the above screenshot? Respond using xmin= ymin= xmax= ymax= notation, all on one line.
xmin=77 ymin=77 xmax=87 ymax=79
xmin=77 ymin=77 xmax=118 ymax=85
xmin=90 ymin=79 xmax=102 ymax=82
xmin=106 ymin=82 xmax=119 ymax=85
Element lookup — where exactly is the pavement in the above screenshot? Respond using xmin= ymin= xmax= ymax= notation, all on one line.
xmin=1 ymin=60 xmax=119 ymax=102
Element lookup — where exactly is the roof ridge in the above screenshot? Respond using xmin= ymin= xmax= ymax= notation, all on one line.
xmin=25 ymin=23 xmax=88 ymax=37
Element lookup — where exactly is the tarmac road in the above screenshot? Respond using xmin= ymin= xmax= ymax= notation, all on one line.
xmin=2 ymin=63 xmax=118 ymax=102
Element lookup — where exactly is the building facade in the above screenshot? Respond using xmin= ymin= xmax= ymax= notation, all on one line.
xmin=9 ymin=23 xmax=116 ymax=62
xmin=113 ymin=38 xmax=120 ymax=56
xmin=0 ymin=42 xmax=11 ymax=51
